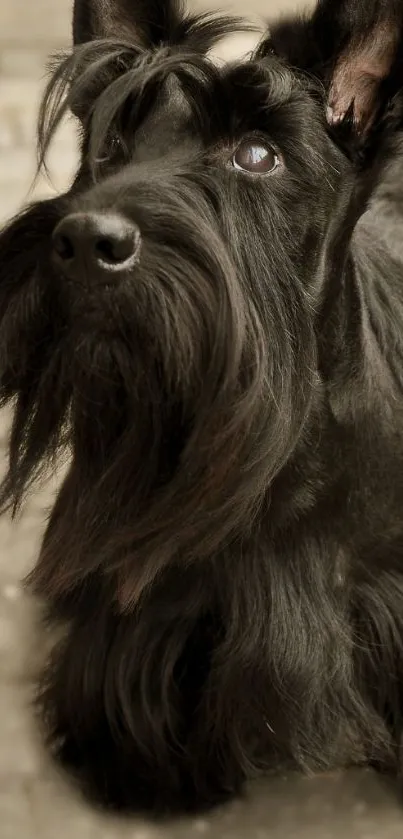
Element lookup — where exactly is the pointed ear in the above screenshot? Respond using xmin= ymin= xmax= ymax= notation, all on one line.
xmin=261 ymin=0 xmax=403 ymax=138
xmin=72 ymin=0 xmax=251 ymax=56
xmin=72 ymin=0 xmax=187 ymax=47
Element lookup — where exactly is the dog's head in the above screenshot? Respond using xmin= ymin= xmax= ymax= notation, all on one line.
xmin=1 ymin=0 xmax=403 ymax=605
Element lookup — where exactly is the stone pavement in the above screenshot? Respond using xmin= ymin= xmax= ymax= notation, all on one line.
xmin=1 ymin=1 xmax=403 ymax=837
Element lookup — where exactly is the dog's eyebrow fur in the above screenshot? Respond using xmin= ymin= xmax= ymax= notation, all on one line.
xmin=38 ymin=37 xmax=319 ymax=185
xmin=38 ymin=43 xmax=219 ymax=173
xmin=37 ymin=10 xmax=257 ymax=165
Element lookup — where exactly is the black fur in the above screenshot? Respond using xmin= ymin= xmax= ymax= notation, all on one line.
xmin=2 ymin=0 xmax=403 ymax=815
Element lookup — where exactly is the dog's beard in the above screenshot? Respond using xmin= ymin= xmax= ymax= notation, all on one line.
xmin=0 ymin=188 xmax=316 ymax=607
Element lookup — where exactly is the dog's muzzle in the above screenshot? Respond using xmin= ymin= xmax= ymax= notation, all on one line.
xmin=52 ymin=211 xmax=142 ymax=284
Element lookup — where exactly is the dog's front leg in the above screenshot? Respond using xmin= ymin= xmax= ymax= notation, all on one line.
xmin=35 ymin=568 xmax=247 ymax=815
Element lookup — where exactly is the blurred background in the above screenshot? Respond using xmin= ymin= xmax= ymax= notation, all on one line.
xmin=1 ymin=1 xmax=403 ymax=837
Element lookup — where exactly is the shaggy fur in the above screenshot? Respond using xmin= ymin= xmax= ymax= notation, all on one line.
xmin=2 ymin=0 xmax=403 ymax=815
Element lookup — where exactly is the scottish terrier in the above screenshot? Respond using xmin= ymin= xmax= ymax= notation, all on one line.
xmin=2 ymin=0 xmax=403 ymax=816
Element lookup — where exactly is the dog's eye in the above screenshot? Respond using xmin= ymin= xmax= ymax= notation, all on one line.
xmin=231 ymin=140 xmax=279 ymax=175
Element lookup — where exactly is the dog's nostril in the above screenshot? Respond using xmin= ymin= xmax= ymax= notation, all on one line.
xmin=53 ymin=233 xmax=75 ymax=261
xmin=95 ymin=233 xmax=137 ymax=265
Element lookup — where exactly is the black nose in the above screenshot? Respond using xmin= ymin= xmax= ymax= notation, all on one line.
xmin=52 ymin=212 xmax=141 ymax=280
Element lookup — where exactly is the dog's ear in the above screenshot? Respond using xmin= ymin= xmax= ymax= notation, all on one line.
xmin=73 ymin=0 xmax=187 ymax=47
xmin=260 ymin=0 xmax=403 ymax=139
xmin=72 ymin=0 xmax=249 ymax=54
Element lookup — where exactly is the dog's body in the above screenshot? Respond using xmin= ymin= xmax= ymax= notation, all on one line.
xmin=2 ymin=0 xmax=403 ymax=815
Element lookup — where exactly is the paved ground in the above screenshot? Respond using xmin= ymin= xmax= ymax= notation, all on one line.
xmin=1 ymin=1 xmax=403 ymax=837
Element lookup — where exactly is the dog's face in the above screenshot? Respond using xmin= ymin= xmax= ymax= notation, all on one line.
xmin=1 ymin=0 xmax=403 ymax=604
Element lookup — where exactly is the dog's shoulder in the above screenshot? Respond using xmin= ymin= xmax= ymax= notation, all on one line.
xmin=360 ymin=136 xmax=403 ymax=264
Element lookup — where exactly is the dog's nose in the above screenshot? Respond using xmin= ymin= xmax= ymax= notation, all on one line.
xmin=52 ymin=212 xmax=141 ymax=279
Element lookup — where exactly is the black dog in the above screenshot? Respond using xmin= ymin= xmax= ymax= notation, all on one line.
xmin=2 ymin=0 xmax=403 ymax=815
